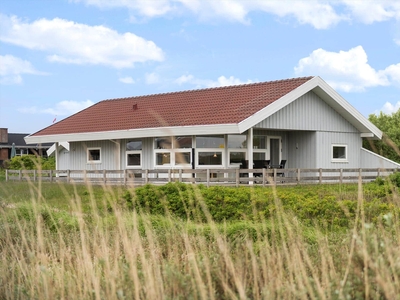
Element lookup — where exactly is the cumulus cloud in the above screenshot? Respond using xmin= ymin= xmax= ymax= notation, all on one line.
xmin=376 ymin=101 xmax=400 ymax=115
xmin=0 ymin=54 xmax=46 ymax=85
xmin=18 ymin=100 xmax=94 ymax=116
xmin=119 ymin=76 xmax=135 ymax=84
xmin=175 ymin=74 xmax=253 ymax=88
xmin=73 ymin=0 xmax=400 ymax=29
xmin=0 ymin=14 xmax=164 ymax=68
xmin=294 ymin=46 xmax=399 ymax=92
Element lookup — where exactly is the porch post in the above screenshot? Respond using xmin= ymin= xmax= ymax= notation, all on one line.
xmin=55 ymin=142 xmax=59 ymax=171
xmin=247 ymin=128 xmax=253 ymax=184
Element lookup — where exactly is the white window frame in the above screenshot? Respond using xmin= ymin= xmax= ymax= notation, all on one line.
xmin=154 ymin=136 xmax=193 ymax=168
xmin=196 ymin=148 xmax=225 ymax=168
xmin=87 ymin=147 xmax=101 ymax=163
xmin=228 ymin=149 xmax=247 ymax=168
xmin=331 ymin=144 xmax=348 ymax=163
xmin=126 ymin=151 xmax=142 ymax=168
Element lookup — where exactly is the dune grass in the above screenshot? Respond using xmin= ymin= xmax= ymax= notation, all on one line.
xmin=1 ymin=178 xmax=400 ymax=299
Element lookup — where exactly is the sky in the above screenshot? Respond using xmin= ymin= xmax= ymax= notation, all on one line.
xmin=0 ymin=0 xmax=399 ymax=134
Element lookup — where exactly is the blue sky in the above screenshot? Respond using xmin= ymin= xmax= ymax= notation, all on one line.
xmin=0 ymin=0 xmax=399 ymax=134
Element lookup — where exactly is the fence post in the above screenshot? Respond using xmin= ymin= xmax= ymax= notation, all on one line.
xmin=207 ymin=169 xmax=210 ymax=187
xmin=50 ymin=170 xmax=53 ymax=182
xmin=262 ymin=168 xmax=266 ymax=187
xmin=340 ymin=169 xmax=343 ymax=184
xmin=377 ymin=168 xmax=380 ymax=178
xmin=33 ymin=170 xmax=37 ymax=182
xmin=273 ymin=168 xmax=277 ymax=183
xmin=297 ymin=168 xmax=300 ymax=183
xmin=19 ymin=170 xmax=22 ymax=181
xmin=5 ymin=169 xmax=8 ymax=182
xmin=168 ymin=169 xmax=171 ymax=183
xmin=179 ymin=169 xmax=182 ymax=182
xmin=67 ymin=170 xmax=71 ymax=183
xmin=236 ymin=168 xmax=239 ymax=187
xmin=103 ymin=169 xmax=106 ymax=184
xmin=124 ymin=169 xmax=127 ymax=185
xmin=145 ymin=169 xmax=148 ymax=184
xmin=319 ymin=168 xmax=322 ymax=184
xmin=359 ymin=168 xmax=362 ymax=183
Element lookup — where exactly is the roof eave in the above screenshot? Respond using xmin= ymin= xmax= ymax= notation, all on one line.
xmin=24 ymin=124 xmax=241 ymax=144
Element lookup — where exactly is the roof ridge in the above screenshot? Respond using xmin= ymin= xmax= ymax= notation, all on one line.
xmin=101 ymin=76 xmax=314 ymax=102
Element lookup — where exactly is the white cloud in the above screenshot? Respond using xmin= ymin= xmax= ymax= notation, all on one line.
xmin=73 ymin=0 xmax=400 ymax=29
xmin=145 ymin=72 xmax=160 ymax=84
xmin=119 ymin=76 xmax=135 ymax=84
xmin=19 ymin=100 xmax=94 ymax=116
xmin=0 ymin=54 xmax=45 ymax=85
xmin=395 ymin=38 xmax=400 ymax=46
xmin=376 ymin=101 xmax=400 ymax=115
xmin=0 ymin=14 xmax=164 ymax=68
xmin=341 ymin=0 xmax=400 ymax=24
xmin=294 ymin=46 xmax=399 ymax=92
xmin=174 ymin=74 xmax=253 ymax=88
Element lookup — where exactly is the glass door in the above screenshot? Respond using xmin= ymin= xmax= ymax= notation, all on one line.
xmin=268 ymin=137 xmax=281 ymax=167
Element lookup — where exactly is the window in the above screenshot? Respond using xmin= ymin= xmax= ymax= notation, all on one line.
xmin=229 ymin=151 xmax=246 ymax=165
xmin=198 ymin=152 xmax=222 ymax=165
xmin=154 ymin=136 xmax=193 ymax=167
xmin=332 ymin=145 xmax=347 ymax=162
xmin=228 ymin=135 xmax=246 ymax=148
xmin=126 ymin=140 xmax=142 ymax=168
xmin=196 ymin=135 xmax=224 ymax=148
xmin=88 ymin=148 xmax=101 ymax=163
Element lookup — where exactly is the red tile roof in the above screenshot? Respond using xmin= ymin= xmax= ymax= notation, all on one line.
xmin=32 ymin=77 xmax=313 ymax=136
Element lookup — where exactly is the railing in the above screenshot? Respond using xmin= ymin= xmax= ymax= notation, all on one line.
xmin=5 ymin=168 xmax=399 ymax=186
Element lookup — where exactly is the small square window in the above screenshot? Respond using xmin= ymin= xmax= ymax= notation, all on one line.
xmin=88 ymin=148 xmax=101 ymax=162
xmin=127 ymin=153 xmax=141 ymax=166
xmin=332 ymin=145 xmax=347 ymax=162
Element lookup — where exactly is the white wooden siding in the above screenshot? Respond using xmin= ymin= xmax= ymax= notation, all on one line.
xmin=256 ymin=91 xmax=358 ymax=133
xmin=287 ymin=131 xmax=317 ymax=168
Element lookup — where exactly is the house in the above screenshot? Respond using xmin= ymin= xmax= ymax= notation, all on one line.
xmin=24 ymin=76 xmax=400 ymax=177
xmin=0 ymin=128 xmax=52 ymax=166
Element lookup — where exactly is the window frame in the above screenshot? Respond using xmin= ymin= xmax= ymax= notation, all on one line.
xmin=154 ymin=136 xmax=193 ymax=168
xmin=87 ymin=147 xmax=101 ymax=163
xmin=196 ymin=149 xmax=224 ymax=168
xmin=126 ymin=140 xmax=142 ymax=168
xmin=331 ymin=144 xmax=348 ymax=163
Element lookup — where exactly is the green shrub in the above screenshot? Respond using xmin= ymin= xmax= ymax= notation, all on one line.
xmin=6 ymin=155 xmax=55 ymax=170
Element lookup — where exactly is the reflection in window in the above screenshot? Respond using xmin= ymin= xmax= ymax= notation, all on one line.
xmin=253 ymin=152 xmax=266 ymax=160
xmin=198 ymin=152 xmax=222 ymax=165
xmin=332 ymin=145 xmax=347 ymax=160
xmin=196 ymin=136 xmax=224 ymax=148
xmin=127 ymin=153 xmax=141 ymax=166
xmin=175 ymin=152 xmax=191 ymax=165
xmin=156 ymin=153 xmax=171 ymax=165
xmin=229 ymin=151 xmax=246 ymax=164
xmin=88 ymin=148 xmax=101 ymax=162
xmin=174 ymin=136 xmax=192 ymax=149
xmin=253 ymin=136 xmax=267 ymax=149
xmin=228 ymin=135 xmax=247 ymax=148
xmin=155 ymin=137 xmax=172 ymax=149
xmin=127 ymin=140 xmax=142 ymax=150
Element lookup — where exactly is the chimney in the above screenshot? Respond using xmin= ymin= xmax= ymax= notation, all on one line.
xmin=0 ymin=128 xmax=8 ymax=144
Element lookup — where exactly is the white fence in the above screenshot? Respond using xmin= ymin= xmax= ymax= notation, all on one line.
xmin=5 ymin=168 xmax=399 ymax=187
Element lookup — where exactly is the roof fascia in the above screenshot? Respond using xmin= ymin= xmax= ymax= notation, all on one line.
xmin=25 ymin=124 xmax=240 ymax=144
xmin=238 ymin=76 xmax=382 ymax=139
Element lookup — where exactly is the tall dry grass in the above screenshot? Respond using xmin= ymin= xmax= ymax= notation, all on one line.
xmin=1 ymin=178 xmax=400 ymax=300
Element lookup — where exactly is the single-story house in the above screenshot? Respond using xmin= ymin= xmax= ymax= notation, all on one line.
xmin=24 ymin=76 xmax=400 ymax=177
xmin=0 ymin=128 xmax=51 ymax=166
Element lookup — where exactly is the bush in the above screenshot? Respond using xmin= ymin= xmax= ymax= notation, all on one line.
xmin=6 ymin=155 xmax=55 ymax=170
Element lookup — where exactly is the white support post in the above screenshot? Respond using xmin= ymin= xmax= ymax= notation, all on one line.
xmin=247 ymin=128 xmax=253 ymax=185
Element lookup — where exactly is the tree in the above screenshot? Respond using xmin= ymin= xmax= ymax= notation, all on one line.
xmin=363 ymin=109 xmax=400 ymax=163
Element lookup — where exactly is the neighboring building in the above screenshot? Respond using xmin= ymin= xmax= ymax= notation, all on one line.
xmin=24 ymin=76 xmax=400 ymax=174
xmin=0 ymin=128 xmax=52 ymax=166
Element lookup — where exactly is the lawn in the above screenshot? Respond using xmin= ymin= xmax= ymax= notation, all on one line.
xmin=1 ymin=179 xmax=399 ymax=299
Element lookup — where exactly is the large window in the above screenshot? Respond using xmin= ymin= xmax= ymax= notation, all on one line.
xmin=154 ymin=136 xmax=192 ymax=167
xmin=332 ymin=144 xmax=347 ymax=162
xmin=198 ymin=152 xmax=222 ymax=165
xmin=87 ymin=148 xmax=101 ymax=163
xmin=196 ymin=135 xmax=224 ymax=167
xmin=126 ymin=140 xmax=142 ymax=168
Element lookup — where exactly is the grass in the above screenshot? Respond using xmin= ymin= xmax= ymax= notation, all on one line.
xmin=1 ymin=179 xmax=400 ymax=299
